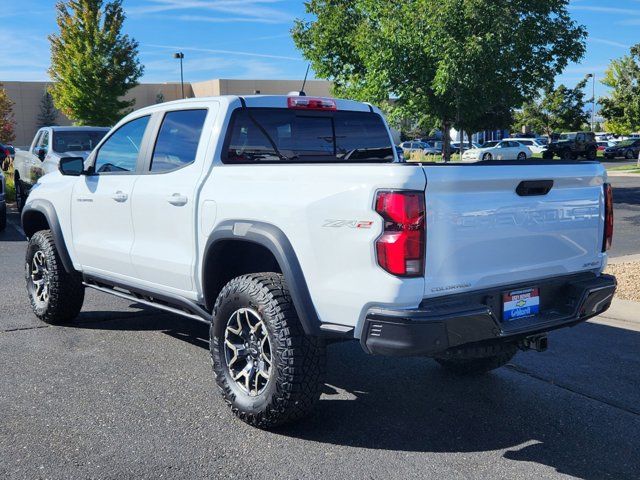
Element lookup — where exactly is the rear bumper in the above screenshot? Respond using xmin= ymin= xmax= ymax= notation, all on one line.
xmin=360 ymin=273 xmax=616 ymax=357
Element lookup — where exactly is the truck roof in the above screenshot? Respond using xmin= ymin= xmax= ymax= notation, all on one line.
xmin=131 ymin=95 xmax=376 ymax=116
xmin=42 ymin=126 xmax=111 ymax=132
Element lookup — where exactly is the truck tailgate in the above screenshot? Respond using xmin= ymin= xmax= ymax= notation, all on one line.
xmin=422 ymin=163 xmax=606 ymax=298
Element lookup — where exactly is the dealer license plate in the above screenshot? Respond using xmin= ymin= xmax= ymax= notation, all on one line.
xmin=503 ymin=288 xmax=540 ymax=321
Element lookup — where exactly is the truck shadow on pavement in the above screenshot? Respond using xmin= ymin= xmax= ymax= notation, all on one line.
xmin=72 ymin=310 xmax=640 ymax=480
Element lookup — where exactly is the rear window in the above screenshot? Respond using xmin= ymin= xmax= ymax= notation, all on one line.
xmin=53 ymin=130 xmax=108 ymax=153
xmin=223 ymin=108 xmax=394 ymax=163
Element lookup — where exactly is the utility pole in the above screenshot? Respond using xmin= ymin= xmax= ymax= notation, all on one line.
xmin=173 ymin=52 xmax=185 ymax=99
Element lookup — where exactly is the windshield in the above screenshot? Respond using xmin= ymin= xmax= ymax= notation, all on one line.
xmin=224 ymin=108 xmax=394 ymax=163
xmin=559 ymin=133 xmax=577 ymax=141
xmin=53 ymin=130 xmax=108 ymax=153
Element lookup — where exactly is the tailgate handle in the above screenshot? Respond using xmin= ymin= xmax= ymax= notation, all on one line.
xmin=516 ymin=180 xmax=554 ymax=196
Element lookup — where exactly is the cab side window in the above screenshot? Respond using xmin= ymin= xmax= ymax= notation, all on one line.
xmin=150 ymin=109 xmax=208 ymax=173
xmin=94 ymin=116 xmax=150 ymax=173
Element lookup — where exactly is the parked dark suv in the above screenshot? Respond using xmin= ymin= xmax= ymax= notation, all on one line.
xmin=604 ymin=139 xmax=640 ymax=160
xmin=542 ymin=132 xmax=598 ymax=160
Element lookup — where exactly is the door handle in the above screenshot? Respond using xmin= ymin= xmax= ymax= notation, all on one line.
xmin=167 ymin=193 xmax=188 ymax=206
xmin=112 ymin=191 xmax=128 ymax=202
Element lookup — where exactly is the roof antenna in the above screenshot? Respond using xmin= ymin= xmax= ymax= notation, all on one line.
xmin=299 ymin=63 xmax=310 ymax=96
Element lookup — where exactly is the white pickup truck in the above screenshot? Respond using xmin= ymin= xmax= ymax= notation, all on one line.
xmin=21 ymin=95 xmax=616 ymax=428
xmin=13 ymin=126 xmax=109 ymax=210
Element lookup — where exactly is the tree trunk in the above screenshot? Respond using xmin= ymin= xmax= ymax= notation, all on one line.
xmin=442 ymin=120 xmax=451 ymax=163
xmin=466 ymin=129 xmax=473 ymax=150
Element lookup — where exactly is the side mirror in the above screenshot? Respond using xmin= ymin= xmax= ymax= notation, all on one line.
xmin=58 ymin=157 xmax=85 ymax=176
xmin=37 ymin=148 xmax=46 ymax=161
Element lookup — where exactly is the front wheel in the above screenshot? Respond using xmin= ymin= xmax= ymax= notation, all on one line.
xmin=0 ymin=202 xmax=6 ymax=232
xmin=25 ymin=230 xmax=85 ymax=324
xmin=625 ymin=149 xmax=634 ymax=160
xmin=15 ymin=177 xmax=26 ymax=212
xmin=435 ymin=344 xmax=517 ymax=375
xmin=482 ymin=153 xmax=492 ymax=161
xmin=210 ymin=273 xmax=326 ymax=428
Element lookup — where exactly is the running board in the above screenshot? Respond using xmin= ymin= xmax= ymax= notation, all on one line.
xmin=83 ymin=275 xmax=212 ymax=325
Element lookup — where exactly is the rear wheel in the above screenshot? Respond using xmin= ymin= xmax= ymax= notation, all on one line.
xmin=435 ymin=343 xmax=517 ymax=375
xmin=586 ymin=147 xmax=597 ymax=160
xmin=25 ymin=230 xmax=85 ymax=324
xmin=210 ymin=273 xmax=326 ymax=428
xmin=561 ymin=149 xmax=573 ymax=160
xmin=517 ymin=151 xmax=527 ymax=161
xmin=542 ymin=150 xmax=554 ymax=160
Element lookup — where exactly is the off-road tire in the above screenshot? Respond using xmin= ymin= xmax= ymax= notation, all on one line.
xmin=210 ymin=273 xmax=326 ymax=429
xmin=586 ymin=147 xmax=597 ymax=160
xmin=14 ymin=175 xmax=25 ymax=212
xmin=25 ymin=230 xmax=85 ymax=324
xmin=435 ymin=343 xmax=517 ymax=375
xmin=542 ymin=150 xmax=554 ymax=160
xmin=561 ymin=149 xmax=573 ymax=161
xmin=0 ymin=202 xmax=6 ymax=232
xmin=482 ymin=153 xmax=492 ymax=161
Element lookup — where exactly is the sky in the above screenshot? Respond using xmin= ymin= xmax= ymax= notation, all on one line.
xmin=0 ymin=0 xmax=639 ymax=101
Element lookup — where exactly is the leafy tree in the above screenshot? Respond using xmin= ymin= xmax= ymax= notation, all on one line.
xmin=512 ymin=77 xmax=591 ymax=136
xmin=599 ymin=44 xmax=640 ymax=135
xmin=0 ymin=83 xmax=16 ymax=144
xmin=293 ymin=0 xmax=586 ymax=160
xmin=48 ymin=0 xmax=143 ymax=126
xmin=36 ymin=90 xmax=59 ymax=128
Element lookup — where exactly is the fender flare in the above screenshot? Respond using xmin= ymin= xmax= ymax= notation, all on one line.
xmin=21 ymin=199 xmax=75 ymax=274
xmin=203 ymin=220 xmax=321 ymax=336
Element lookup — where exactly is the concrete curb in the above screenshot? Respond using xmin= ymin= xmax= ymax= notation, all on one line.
xmin=608 ymin=254 xmax=640 ymax=265
xmin=598 ymin=298 xmax=640 ymax=324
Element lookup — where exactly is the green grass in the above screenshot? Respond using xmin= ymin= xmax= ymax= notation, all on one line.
xmin=2 ymin=166 xmax=16 ymax=202
xmin=608 ymin=164 xmax=640 ymax=173
xmin=531 ymin=150 xmax=607 ymax=160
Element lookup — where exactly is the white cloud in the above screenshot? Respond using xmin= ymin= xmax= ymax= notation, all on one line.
xmin=571 ymin=5 xmax=640 ymax=15
xmin=589 ymin=37 xmax=629 ymax=49
xmin=0 ymin=31 xmax=50 ymax=81
xmin=128 ymin=0 xmax=292 ymax=24
xmin=143 ymin=43 xmax=302 ymax=61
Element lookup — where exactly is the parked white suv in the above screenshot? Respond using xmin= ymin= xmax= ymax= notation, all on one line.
xmin=21 ymin=95 xmax=616 ymax=428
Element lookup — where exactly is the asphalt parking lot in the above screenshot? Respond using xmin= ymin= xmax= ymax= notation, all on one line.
xmin=1 ymin=177 xmax=639 ymax=479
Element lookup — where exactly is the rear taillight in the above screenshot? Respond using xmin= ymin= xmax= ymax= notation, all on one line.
xmin=375 ymin=190 xmax=425 ymax=277
xmin=287 ymin=96 xmax=337 ymax=110
xmin=603 ymin=183 xmax=613 ymax=252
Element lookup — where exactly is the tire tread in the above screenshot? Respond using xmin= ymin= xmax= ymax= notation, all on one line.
xmin=210 ymin=273 xmax=326 ymax=428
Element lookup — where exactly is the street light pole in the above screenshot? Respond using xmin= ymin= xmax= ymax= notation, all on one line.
xmin=587 ymin=73 xmax=596 ymax=131
xmin=173 ymin=52 xmax=185 ymax=99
